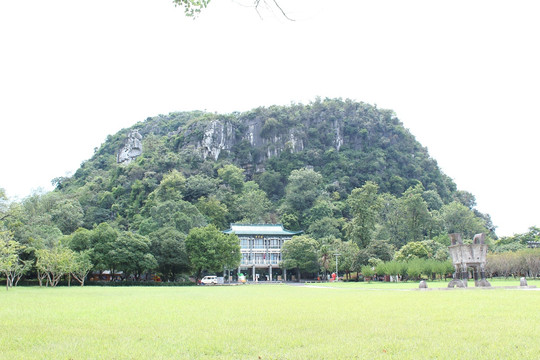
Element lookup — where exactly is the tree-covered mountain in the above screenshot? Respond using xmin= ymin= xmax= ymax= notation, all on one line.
xmin=58 ymin=98 xmax=457 ymax=218
xmin=2 ymin=98 xmax=498 ymax=282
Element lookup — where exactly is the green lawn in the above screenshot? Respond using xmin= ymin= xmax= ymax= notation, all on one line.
xmin=1 ymin=283 xmax=539 ymax=359
xmin=310 ymin=277 xmax=540 ymax=289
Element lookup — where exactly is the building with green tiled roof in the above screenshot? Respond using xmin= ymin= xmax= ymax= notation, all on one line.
xmin=223 ymin=224 xmax=303 ymax=282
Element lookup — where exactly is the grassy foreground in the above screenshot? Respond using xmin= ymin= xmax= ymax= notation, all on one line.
xmin=1 ymin=284 xmax=539 ymax=359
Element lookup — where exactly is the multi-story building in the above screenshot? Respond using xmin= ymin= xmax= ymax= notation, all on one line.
xmin=223 ymin=223 xmax=302 ymax=282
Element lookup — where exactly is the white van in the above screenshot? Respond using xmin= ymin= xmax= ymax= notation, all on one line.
xmin=201 ymin=276 xmax=217 ymax=285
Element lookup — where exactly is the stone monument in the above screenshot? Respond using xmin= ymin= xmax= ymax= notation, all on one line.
xmin=448 ymin=233 xmax=491 ymax=288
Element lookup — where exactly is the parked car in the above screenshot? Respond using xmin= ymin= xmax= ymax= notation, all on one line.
xmin=201 ymin=276 xmax=217 ymax=285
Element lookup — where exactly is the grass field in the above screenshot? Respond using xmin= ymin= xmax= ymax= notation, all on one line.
xmin=1 ymin=281 xmax=539 ymax=359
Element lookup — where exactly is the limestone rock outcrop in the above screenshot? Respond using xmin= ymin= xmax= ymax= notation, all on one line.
xmin=117 ymin=130 xmax=143 ymax=164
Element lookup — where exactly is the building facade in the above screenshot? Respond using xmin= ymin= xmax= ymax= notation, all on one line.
xmin=223 ymin=224 xmax=302 ymax=282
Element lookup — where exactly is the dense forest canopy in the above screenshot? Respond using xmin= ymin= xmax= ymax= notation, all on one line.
xmin=4 ymin=98 xmax=525 ymax=284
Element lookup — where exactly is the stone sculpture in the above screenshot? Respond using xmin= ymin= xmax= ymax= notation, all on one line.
xmin=448 ymin=233 xmax=491 ymax=288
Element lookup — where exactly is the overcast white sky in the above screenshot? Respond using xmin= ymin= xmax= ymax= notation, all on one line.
xmin=1 ymin=0 xmax=539 ymax=237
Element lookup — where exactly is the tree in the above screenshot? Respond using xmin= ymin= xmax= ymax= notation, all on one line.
xmin=70 ymin=251 xmax=93 ymax=286
xmin=405 ymin=258 xmax=424 ymax=280
xmin=183 ymin=175 xmax=219 ymax=202
xmin=218 ymin=164 xmax=245 ymax=194
xmin=0 ymin=188 xmax=9 ymax=221
xmin=307 ymin=217 xmax=343 ymax=240
xmin=50 ymin=198 xmax=84 ymax=235
xmin=67 ymin=228 xmax=92 ymax=252
xmin=111 ymin=232 xmax=157 ymax=280
xmin=376 ymin=193 xmax=407 ymax=248
xmin=439 ymin=201 xmax=487 ymax=239
xmin=150 ymin=170 xmax=186 ymax=202
xmin=337 ymin=240 xmax=360 ymax=280
xmin=318 ymin=244 xmax=332 ymax=278
xmin=185 ymin=224 xmax=241 ymax=283
xmin=232 ymin=182 xmax=272 ymax=223
xmin=149 ymin=227 xmax=189 ymax=281
xmin=35 ymin=246 xmax=74 ymax=287
xmin=453 ymin=190 xmax=477 ymax=209
xmin=0 ymin=231 xmax=29 ymax=290
xmin=283 ymin=168 xmax=324 ymax=215
xmin=365 ymin=240 xmax=395 ymax=262
xmin=281 ymin=235 xmax=319 ymax=281
xmin=89 ymin=222 xmax=118 ymax=273
xmin=423 ymin=189 xmax=443 ymax=211
xmin=400 ymin=184 xmax=431 ymax=242
xmin=346 ymin=181 xmax=382 ymax=248
xmin=361 ymin=265 xmax=375 ymax=282
xmin=256 ymin=170 xmax=285 ymax=201
xmin=394 ymin=241 xmax=430 ymax=261
xmin=196 ymin=196 xmax=229 ymax=230
xmin=139 ymin=199 xmax=206 ymax=235
xmin=384 ymin=260 xmax=407 ymax=282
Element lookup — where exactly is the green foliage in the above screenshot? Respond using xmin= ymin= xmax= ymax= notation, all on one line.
xmin=401 ymin=183 xmax=431 ymax=242
xmin=183 ymin=174 xmax=219 ymax=202
xmin=394 ymin=241 xmax=430 ymax=261
xmin=439 ymin=201 xmax=488 ymax=238
xmin=307 ymin=217 xmax=343 ymax=240
xmin=150 ymin=170 xmax=186 ymax=202
xmin=195 ymin=196 xmax=229 ymax=229
xmin=493 ymin=226 xmax=540 ymax=251
xmin=232 ymin=182 xmax=272 ymax=224
xmin=281 ymin=235 xmax=320 ymax=279
xmin=345 ymin=181 xmax=381 ymax=247
xmin=361 ymin=265 xmax=375 ymax=280
xmin=366 ymin=240 xmax=395 ymax=262
xmin=218 ymin=164 xmax=245 ymax=193
xmin=283 ymin=168 xmax=324 ymax=218
xmin=0 ymin=231 xmax=29 ymax=289
xmin=149 ymin=227 xmax=189 ymax=281
xmin=185 ymin=224 xmax=241 ymax=281
xmin=139 ymin=199 xmax=206 ymax=235
xmin=111 ymin=232 xmax=157 ymax=278
xmin=255 ymin=170 xmax=285 ymax=201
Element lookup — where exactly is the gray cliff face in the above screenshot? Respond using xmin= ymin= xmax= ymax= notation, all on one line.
xmin=116 ymin=115 xmax=347 ymax=170
xmin=176 ymin=117 xmax=311 ymax=172
xmin=117 ymin=130 xmax=143 ymax=164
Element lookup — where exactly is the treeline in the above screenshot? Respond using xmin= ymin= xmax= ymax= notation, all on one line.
xmin=1 ymin=164 xmax=494 ymax=287
xmin=486 ymin=249 xmax=540 ymax=279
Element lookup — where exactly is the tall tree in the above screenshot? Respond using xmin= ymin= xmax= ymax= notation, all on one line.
xmin=439 ymin=201 xmax=487 ymax=239
xmin=195 ymin=196 xmax=229 ymax=230
xmin=346 ymin=181 xmax=381 ymax=248
xmin=111 ymin=232 xmax=157 ymax=280
xmin=400 ymin=183 xmax=431 ymax=242
xmin=283 ymin=168 xmax=324 ymax=219
xmin=0 ymin=231 xmax=28 ymax=290
xmin=232 ymin=182 xmax=272 ymax=224
xmin=281 ymin=235 xmax=319 ymax=281
xmin=218 ymin=164 xmax=245 ymax=194
xmin=149 ymin=227 xmax=189 ymax=281
xmin=185 ymin=224 xmax=241 ymax=283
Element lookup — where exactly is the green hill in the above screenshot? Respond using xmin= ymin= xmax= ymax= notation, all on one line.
xmin=48 ymin=98 xmax=492 ymax=245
